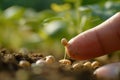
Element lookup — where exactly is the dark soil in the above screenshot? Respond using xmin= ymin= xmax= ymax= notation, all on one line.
xmin=0 ymin=48 xmax=119 ymax=80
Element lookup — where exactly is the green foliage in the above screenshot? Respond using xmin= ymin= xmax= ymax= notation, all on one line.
xmin=0 ymin=0 xmax=120 ymax=56
xmin=0 ymin=0 xmax=62 ymax=11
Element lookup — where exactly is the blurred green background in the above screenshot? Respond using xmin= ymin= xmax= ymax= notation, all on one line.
xmin=0 ymin=0 xmax=120 ymax=58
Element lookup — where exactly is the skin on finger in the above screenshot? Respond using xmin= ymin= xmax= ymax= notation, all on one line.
xmin=65 ymin=12 xmax=120 ymax=60
xmin=94 ymin=62 xmax=120 ymax=80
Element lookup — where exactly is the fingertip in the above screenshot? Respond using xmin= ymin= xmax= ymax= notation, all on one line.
xmin=94 ymin=62 xmax=120 ymax=80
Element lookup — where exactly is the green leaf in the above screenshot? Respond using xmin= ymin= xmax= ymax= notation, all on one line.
xmin=42 ymin=17 xmax=64 ymax=24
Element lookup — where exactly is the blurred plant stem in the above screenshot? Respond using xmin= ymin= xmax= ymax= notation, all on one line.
xmin=74 ymin=0 xmax=82 ymax=33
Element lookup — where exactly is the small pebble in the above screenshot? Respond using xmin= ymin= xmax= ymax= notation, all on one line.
xmin=83 ymin=61 xmax=91 ymax=68
xmin=36 ymin=59 xmax=46 ymax=65
xmin=19 ymin=60 xmax=30 ymax=68
xmin=45 ymin=55 xmax=55 ymax=64
xmin=91 ymin=61 xmax=100 ymax=69
xmin=72 ymin=62 xmax=83 ymax=70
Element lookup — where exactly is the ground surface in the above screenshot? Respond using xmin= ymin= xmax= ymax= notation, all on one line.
xmin=0 ymin=48 xmax=119 ymax=80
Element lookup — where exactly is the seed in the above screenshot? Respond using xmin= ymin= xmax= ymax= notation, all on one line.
xmin=45 ymin=55 xmax=55 ymax=64
xmin=59 ymin=59 xmax=71 ymax=65
xmin=72 ymin=62 xmax=83 ymax=70
xmin=91 ymin=61 xmax=100 ymax=69
xmin=19 ymin=60 xmax=30 ymax=68
xmin=61 ymin=38 xmax=68 ymax=46
xmin=83 ymin=61 xmax=91 ymax=68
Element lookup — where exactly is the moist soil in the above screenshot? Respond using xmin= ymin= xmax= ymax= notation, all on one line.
xmin=0 ymin=48 xmax=119 ymax=80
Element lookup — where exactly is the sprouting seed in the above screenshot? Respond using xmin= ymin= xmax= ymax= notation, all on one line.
xmin=61 ymin=38 xmax=68 ymax=46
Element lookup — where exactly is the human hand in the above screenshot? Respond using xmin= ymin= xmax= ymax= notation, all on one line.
xmin=64 ymin=12 xmax=120 ymax=60
xmin=94 ymin=62 xmax=120 ymax=80
xmin=62 ymin=12 xmax=120 ymax=80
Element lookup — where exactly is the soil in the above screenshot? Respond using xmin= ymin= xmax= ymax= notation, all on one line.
xmin=0 ymin=48 xmax=119 ymax=80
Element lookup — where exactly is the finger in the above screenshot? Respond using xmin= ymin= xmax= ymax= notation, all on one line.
xmin=65 ymin=12 xmax=120 ymax=60
xmin=94 ymin=62 xmax=120 ymax=80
